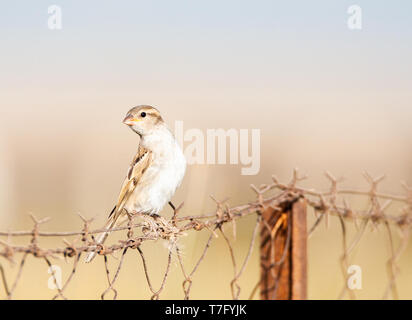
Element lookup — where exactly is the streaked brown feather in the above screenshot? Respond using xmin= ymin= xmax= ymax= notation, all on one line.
xmin=108 ymin=145 xmax=153 ymax=220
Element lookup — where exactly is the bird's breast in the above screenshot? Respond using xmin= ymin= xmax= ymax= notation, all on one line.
xmin=126 ymin=144 xmax=186 ymax=214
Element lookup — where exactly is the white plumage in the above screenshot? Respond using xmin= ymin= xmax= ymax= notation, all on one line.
xmin=125 ymin=125 xmax=186 ymax=215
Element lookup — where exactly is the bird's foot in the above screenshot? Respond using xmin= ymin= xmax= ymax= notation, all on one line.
xmin=150 ymin=213 xmax=161 ymax=220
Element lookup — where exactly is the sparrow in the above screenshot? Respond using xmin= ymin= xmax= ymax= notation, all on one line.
xmin=85 ymin=105 xmax=186 ymax=263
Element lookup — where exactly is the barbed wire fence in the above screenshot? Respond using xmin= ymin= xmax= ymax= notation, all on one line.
xmin=1 ymin=169 xmax=411 ymax=300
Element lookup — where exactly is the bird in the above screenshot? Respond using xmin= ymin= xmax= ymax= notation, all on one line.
xmin=85 ymin=105 xmax=186 ymax=263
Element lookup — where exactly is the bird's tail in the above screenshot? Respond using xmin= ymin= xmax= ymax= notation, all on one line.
xmin=84 ymin=212 xmax=117 ymax=263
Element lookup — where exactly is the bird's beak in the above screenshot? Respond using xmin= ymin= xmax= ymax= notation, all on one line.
xmin=123 ymin=115 xmax=140 ymax=126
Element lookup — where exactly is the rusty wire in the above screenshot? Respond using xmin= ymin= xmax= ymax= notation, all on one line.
xmin=0 ymin=169 xmax=412 ymax=299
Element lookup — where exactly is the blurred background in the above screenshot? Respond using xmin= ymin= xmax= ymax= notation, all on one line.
xmin=0 ymin=0 xmax=411 ymax=299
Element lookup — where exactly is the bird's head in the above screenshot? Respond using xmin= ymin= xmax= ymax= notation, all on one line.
xmin=123 ymin=105 xmax=164 ymax=136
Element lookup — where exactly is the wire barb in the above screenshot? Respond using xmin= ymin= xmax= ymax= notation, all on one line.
xmin=0 ymin=171 xmax=411 ymax=299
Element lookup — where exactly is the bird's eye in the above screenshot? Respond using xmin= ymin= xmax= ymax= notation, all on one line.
xmin=140 ymin=112 xmax=146 ymax=118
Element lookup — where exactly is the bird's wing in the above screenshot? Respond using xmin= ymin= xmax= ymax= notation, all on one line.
xmin=109 ymin=145 xmax=153 ymax=220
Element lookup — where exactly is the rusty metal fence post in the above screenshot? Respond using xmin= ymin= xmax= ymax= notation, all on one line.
xmin=260 ymin=198 xmax=307 ymax=300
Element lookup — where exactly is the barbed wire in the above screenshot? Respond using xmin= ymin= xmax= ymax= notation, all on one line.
xmin=0 ymin=169 xmax=411 ymax=300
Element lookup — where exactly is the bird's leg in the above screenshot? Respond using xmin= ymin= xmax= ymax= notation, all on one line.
xmin=168 ymin=201 xmax=176 ymax=211
xmin=169 ymin=201 xmax=179 ymax=225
